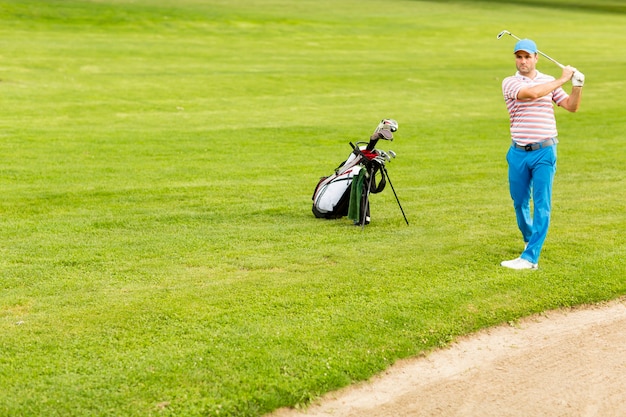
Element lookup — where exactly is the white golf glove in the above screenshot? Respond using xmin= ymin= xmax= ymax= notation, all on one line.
xmin=572 ymin=70 xmax=585 ymax=87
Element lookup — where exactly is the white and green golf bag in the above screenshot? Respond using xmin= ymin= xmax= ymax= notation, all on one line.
xmin=312 ymin=119 xmax=398 ymax=226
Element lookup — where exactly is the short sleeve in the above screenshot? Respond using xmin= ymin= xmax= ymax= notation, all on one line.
xmin=502 ymin=76 xmax=522 ymax=101
xmin=553 ymin=87 xmax=569 ymax=106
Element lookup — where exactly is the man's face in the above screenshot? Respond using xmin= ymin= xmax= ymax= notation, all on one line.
xmin=515 ymin=51 xmax=538 ymax=76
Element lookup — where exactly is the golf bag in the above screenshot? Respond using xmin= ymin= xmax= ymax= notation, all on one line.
xmin=312 ymin=119 xmax=400 ymax=226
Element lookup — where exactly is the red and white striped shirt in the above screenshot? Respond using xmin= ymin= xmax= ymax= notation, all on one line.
xmin=502 ymin=70 xmax=569 ymax=145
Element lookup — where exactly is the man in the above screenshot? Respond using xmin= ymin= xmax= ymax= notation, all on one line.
xmin=500 ymin=39 xmax=584 ymax=270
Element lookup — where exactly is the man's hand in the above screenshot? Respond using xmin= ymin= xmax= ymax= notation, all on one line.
xmin=572 ymin=71 xmax=585 ymax=87
xmin=559 ymin=65 xmax=576 ymax=83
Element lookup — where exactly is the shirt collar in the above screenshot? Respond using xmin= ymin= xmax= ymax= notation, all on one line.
xmin=516 ymin=70 xmax=544 ymax=81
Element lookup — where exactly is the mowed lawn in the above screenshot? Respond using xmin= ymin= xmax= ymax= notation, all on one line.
xmin=0 ymin=0 xmax=624 ymax=416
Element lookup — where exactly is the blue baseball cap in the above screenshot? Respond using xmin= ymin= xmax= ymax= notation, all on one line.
xmin=514 ymin=39 xmax=538 ymax=54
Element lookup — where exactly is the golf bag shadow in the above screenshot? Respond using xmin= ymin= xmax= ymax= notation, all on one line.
xmin=312 ymin=119 xmax=403 ymax=227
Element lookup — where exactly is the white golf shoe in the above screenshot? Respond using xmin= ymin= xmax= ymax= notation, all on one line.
xmin=500 ymin=257 xmax=538 ymax=270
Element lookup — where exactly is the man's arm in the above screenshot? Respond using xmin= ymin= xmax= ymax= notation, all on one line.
xmin=517 ymin=66 xmax=575 ymax=100
xmin=559 ymin=86 xmax=582 ymax=113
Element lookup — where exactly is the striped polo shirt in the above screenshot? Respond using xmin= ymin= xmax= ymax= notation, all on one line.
xmin=502 ymin=70 xmax=569 ymax=145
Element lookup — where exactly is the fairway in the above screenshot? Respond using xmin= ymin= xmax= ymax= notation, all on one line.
xmin=1 ymin=0 xmax=625 ymax=416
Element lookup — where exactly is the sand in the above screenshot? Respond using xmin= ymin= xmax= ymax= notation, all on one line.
xmin=269 ymin=297 xmax=626 ymax=417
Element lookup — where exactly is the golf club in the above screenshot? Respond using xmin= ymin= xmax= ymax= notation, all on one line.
xmin=496 ymin=30 xmax=565 ymax=69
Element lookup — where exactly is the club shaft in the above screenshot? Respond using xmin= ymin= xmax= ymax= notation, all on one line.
xmin=500 ymin=31 xmax=564 ymax=69
xmin=537 ymin=51 xmax=564 ymax=69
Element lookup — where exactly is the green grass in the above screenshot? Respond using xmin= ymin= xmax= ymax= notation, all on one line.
xmin=1 ymin=0 xmax=625 ymax=416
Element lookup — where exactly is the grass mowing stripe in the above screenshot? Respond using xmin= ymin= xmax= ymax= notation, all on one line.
xmin=1 ymin=0 xmax=625 ymax=416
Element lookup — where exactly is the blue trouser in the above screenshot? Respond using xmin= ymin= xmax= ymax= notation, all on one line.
xmin=506 ymin=144 xmax=557 ymax=264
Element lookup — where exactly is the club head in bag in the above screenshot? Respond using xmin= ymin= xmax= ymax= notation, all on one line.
xmin=375 ymin=150 xmax=395 ymax=164
xmin=373 ymin=119 xmax=398 ymax=141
